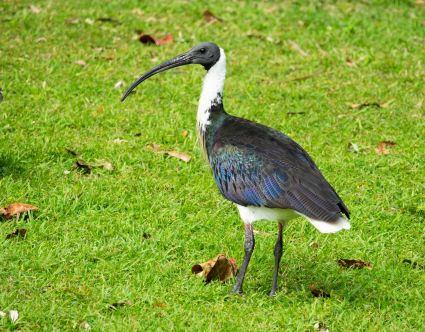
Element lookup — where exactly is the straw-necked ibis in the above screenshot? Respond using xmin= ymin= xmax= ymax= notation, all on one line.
xmin=121 ymin=42 xmax=350 ymax=295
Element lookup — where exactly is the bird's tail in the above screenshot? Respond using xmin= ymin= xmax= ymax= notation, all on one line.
xmin=300 ymin=214 xmax=351 ymax=233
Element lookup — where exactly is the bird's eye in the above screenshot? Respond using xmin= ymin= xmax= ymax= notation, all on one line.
xmin=200 ymin=48 xmax=206 ymax=54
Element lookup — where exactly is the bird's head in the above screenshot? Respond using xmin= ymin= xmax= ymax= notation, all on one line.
xmin=121 ymin=42 xmax=221 ymax=102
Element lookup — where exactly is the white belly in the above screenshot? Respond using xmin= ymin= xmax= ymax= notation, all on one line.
xmin=235 ymin=204 xmax=351 ymax=234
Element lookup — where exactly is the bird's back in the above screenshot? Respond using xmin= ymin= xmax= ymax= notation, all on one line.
xmin=206 ymin=114 xmax=350 ymax=223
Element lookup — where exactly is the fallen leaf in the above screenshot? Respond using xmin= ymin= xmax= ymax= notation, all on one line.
xmin=309 ymin=283 xmax=330 ymax=298
xmin=146 ymin=143 xmax=191 ymax=162
xmin=108 ymin=300 xmax=132 ymax=311
xmin=288 ymin=40 xmax=308 ymax=57
xmin=36 ymin=37 xmax=47 ymax=43
xmin=0 ymin=203 xmax=38 ymax=219
xmin=181 ymin=130 xmax=189 ymax=138
xmin=403 ymin=259 xmax=424 ymax=270
xmin=338 ymin=258 xmax=373 ymax=270
xmin=192 ymin=254 xmax=238 ymax=283
xmin=375 ymin=140 xmax=396 ymax=155
xmin=64 ymin=170 xmax=71 ymax=175
xmin=138 ymin=34 xmax=156 ymax=44
xmin=6 ymin=228 xmax=27 ymax=239
xmin=138 ymin=33 xmax=173 ymax=45
xmin=286 ymin=111 xmax=306 ymax=116
xmin=349 ymin=102 xmax=386 ymax=109
xmin=96 ymin=17 xmax=121 ymax=25
xmin=345 ymin=58 xmax=356 ymax=67
xmin=152 ymin=302 xmax=167 ymax=308
xmin=313 ymin=322 xmax=329 ymax=332
xmin=96 ymin=160 xmax=114 ymax=171
xmin=203 ymin=10 xmax=221 ymax=24
xmin=142 ymin=232 xmax=151 ymax=240
xmin=114 ymin=80 xmax=125 ymax=89
xmin=416 ymin=0 xmax=424 ymax=5
xmin=29 ymin=5 xmax=41 ymax=13
xmin=155 ymin=34 xmax=173 ymax=45
xmin=166 ymin=151 xmax=191 ymax=162
xmin=9 ymin=310 xmax=18 ymax=323
xmin=74 ymin=160 xmax=92 ymax=174
xmin=75 ymin=60 xmax=87 ymax=67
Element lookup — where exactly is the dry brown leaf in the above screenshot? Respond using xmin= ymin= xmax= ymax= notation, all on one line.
xmin=155 ymin=34 xmax=173 ymax=45
xmin=203 ymin=10 xmax=221 ymax=24
xmin=338 ymin=258 xmax=373 ymax=270
xmin=349 ymin=101 xmax=393 ymax=110
xmin=309 ymin=283 xmax=330 ymax=298
xmin=166 ymin=151 xmax=191 ymax=162
xmin=375 ymin=140 xmax=396 ymax=155
xmin=181 ymin=130 xmax=189 ymax=138
xmin=6 ymin=228 xmax=27 ymax=239
xmin=0 ymin=203 xmax=38 ymax=219
xmin=138 ymin=33 xmax=173 ymax=45
xmin=192 ymin=254 xmax=237 ymax=283
xmin=146 ymin=143 xmax=191 ymax=162
xmin=288 ymin=40 xmax=308 ymax=57
xmin=108 ymin=300 xmax=132 ymax=311
xmin=152 ymin=302 xmax=167 ymax=308
xmin=345 ymin=58 xmax=356 ymax=67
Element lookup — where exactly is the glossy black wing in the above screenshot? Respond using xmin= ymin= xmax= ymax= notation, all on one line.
xmin=208 ymin=116 xmax=349 ymax=222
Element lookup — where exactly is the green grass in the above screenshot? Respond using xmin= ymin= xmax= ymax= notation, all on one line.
xmin=1 ymin=0 xmax=424 ymax=330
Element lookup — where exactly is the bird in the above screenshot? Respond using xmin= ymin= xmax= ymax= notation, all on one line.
xmin=121 ymin=42 xmax=350 ymax=296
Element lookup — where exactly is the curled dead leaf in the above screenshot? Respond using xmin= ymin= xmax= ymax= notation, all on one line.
xmin=375 ymin=140 xmax=396 ymax=155
xmin=192 ymin=254 xmax=237 ymax=283
xmin=338 ymin=258 xmax=373 ymax=270
xmin=146 ymin=143 xmax=191 ymax=162
xmin=0 ymin=203 xmax=38 ymax=219
xmin=138 ymin=33 xmax=173 ymax=45
xmin=309 ymin=283 xmax=330 ymax=298
xmin=349 ymin=100 xmax=393 ymax=110
xmin=6 ymin=228 xmax=27 ymax=240
xmin=345 ymin=58 xmax=356 ymax=67
xmin=203 ymin=10 xmax=222 ymax=24
xmin=108 ymin=300 xmax=132 ymax=311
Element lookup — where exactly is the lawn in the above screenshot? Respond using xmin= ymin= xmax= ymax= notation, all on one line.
xmin=1 ymin=0 xmax=424 ymax=330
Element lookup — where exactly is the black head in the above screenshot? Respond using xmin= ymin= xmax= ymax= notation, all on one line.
xmin=121 ymin=42 xmax=221 ymax=102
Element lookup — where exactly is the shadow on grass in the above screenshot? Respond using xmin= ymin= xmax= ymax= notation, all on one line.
xmin=0 ymin=155 xmax=25 ymax=178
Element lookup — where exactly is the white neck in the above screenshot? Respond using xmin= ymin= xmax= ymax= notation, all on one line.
xmin=197 ymin=48 xmax=226 ymax=133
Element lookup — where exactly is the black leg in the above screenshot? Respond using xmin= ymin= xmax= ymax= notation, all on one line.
xmin=231 ymin=223 xmax=255 ymax=295
xmin=269 ymin=222 xmax=283 ymax=296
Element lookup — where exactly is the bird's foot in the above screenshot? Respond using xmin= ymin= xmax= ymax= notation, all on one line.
xmin=229 ymin=285 xmax=244 ymax=296
xmin=269 ymin=289 xmax=277 ymax=297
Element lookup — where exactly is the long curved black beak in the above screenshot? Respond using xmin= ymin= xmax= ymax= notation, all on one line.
xmin=121 ymin=52 xmax=193 ymax=102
